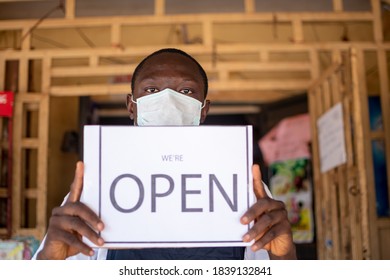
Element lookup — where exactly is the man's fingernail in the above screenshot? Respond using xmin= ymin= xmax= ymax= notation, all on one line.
xmin=251 ymin=244 xmax=259 ymax=251
xmin=97 ymin=222 xmax=104 ymax=231
xmin=241 ymin=216 xmax=249 ymax=224
xmin=243 ymin=234 xmax=251 ymax=242
xmin=98 ymin=238 xmax=104 ymax=246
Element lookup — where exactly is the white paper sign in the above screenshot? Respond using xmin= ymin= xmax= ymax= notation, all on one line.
xmin=82 ymin=125 xmax=254 ymax=248
xmin=317 ymin=103 xmax=347 ymax=173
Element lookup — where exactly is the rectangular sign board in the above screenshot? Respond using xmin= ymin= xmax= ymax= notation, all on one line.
xmin=82 ymin=125 xmax=254 ymax=248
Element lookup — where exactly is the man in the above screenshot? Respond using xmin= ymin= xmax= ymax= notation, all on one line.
xmin=34 ymin=48 xmax=296 ymax=260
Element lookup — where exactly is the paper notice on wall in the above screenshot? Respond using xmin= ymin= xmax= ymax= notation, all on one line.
xmin=317 ymin=103 xmax=347 ymax=173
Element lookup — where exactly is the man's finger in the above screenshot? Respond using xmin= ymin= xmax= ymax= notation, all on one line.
xmin=67 ymin=161 xmax=84 ymax=203
xmin=252 ymin=164 xmax=268 ymax=199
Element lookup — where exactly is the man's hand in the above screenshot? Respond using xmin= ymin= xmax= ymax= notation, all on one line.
xmin=241 ymin=164 xmax=297 ymax=259
xmin=37 ymin=161 xmax=105 ymax=260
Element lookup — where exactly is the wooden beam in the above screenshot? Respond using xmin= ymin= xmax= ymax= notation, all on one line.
xmin=0 ymin=12 xmax=374 ymax=30
xmin=21 ymin=27 xmax=31 ymax=50
xmin=42 ymin=57 xmax=51 ymax=93
xmin=111 ymin=22 xmax=121 ymax=47
xmin=333 ymin=0 xmax=344 ymax=12
xmin=89 ymin=55 xmax=99 ymax=67
xmin=3 ymin=43 xmax=390 ymax=61
xmin=50 ymin=84 xmax=130 ymax=96
xmin=244 ymin=0 xmax=255 ymax=13
xmin=65 ymin=0 xmax=75 ymax=20
xmin=259 ymin=50 xmax=269 ymax=62
xmin=208 ymin=90 xmax=300 ymax=103
xmin=371 ymin=0 xmax=383 ymax=42
xmin=21 ymin=138 xmax=39 ymax=149
xmin=202 ymin=20 xmax=213 ymax=46
xmin=155 ymin=0 xmax=165 ymax=16
xmin=50 ymin=61 xmax=312 ymax=77
xmin=377 ymin=48 xmax=390 ymax=222
xmin=37 ymin=94 xmax=49 ymax=238
xmin=210 ymin=80 xmax=310 ymax=91
xmin=350 ymin=48 xmax=371 ymax=259
xmin=18 ymin=58 xmax=28 ymax=93
xmin=292 ymin=18 xmax=304 ymax=43
xmin=12 ymin=94 xmax=23 ymax=235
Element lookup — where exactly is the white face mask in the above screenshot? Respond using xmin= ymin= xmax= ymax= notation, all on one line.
xmin=131 ymin=88 xmax=206 ymax=126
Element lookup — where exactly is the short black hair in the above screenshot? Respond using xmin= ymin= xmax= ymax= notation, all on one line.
xmin=131 ymin=48 xmax=208 ymax=98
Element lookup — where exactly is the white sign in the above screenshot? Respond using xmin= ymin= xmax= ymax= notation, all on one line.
xmin=82 ymin=125 xmax=254 ymax=248
xmin=317 ymin=103 xmax=347 ymax=173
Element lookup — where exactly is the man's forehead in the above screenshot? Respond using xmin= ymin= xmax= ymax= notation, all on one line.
xmin=135 ymin=53 xmax=201 ymax=80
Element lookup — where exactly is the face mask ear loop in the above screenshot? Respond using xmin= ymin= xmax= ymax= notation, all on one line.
xmin=130 ymin=94 xmax=137 ymax=104
xmin=201 ymin=100 xmax=207 ymax=109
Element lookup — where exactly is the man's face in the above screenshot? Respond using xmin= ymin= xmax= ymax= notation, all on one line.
xmin=127 ymin=52 xmax=210 ymax=125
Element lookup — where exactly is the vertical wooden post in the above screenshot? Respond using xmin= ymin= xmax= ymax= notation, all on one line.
xmin=309 ymin=49 xmax=322 ymax=259
xmin=340 ymin=62 xmax=353 ymax=259
xmin=315 ymin=86 xmax=327 ymax=259
xmin=371 ymin=0 xmax=383 ymax=43
xmin=333 ymin=0 xmax=343 ymax=12
xmin=12 ymin=94 xmax=23 ymax=235
xmin=244 ymin=0 xmax=255 ymax=13
xmin=292 ymin=18 xmax=304 ymax=43
xmin=203 ymin=20 xmax=213 ymax=47
xmin=21 ymin=27 xmax=31 ymax=51
xmin=65 ymin=0 xmax=75 ymax=20
xmin=18 ymin=58 xmax=28 ymax=93
xmin=259 ymin=50 xmax=269 ymax=62
xmin=308 ymin=89 xmax=323 ymax=257
xmin=377 ymin=48 xmax=390 ymax=211
xmin=310 ymin=49 xmax=320 ymax=80
xmin=89 ymin=55 xmax=99 ymax=67
xmin=111 ymin=22 xmax=121 ymax=47
xmin=155 ymin=0 xmax=165 ymax=16
xmin=350 ymin=48 xmax=374 ymax=259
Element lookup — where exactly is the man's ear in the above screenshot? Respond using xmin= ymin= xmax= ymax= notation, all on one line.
xmin=126 ymin=94 xmax=135 ymax=120
xmin=200 ymin=99 xmax=210 ymax=124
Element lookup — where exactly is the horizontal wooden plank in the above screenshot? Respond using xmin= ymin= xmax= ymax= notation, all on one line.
xmin=370 ymin=131 xmax=385 ymax=139
xmin=50 ymin=84 xmax=130 ymax=96
xmin=3 ymin=43 xmax=390 ymax=60
xmin=208 ymin=90 xmax=299 ymax=103
xmin=21 ymin=138 xmax=39 ymax=149
xmin=23 ymin=189 xmax=37 ymax=199
xmin=211 ymin=79 xmax=310 ymax=91
xmin=377 ymin=218 xmax=390 ymax=229
xmin=15 ymin=93 xmax=44 ymax=103
xmin=12 ymin=228 xmax=41 ymax=238
xmin=0 ymin=12 xmax=374 ymax=30
xmin=50 ymin=61 xmax=311 ymax=77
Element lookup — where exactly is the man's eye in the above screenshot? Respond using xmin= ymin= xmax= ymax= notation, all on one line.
xmin=180 ymin=89 xmax=193 ymax=94
xmin=146 ymin=88 xmax=159 ymax=93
